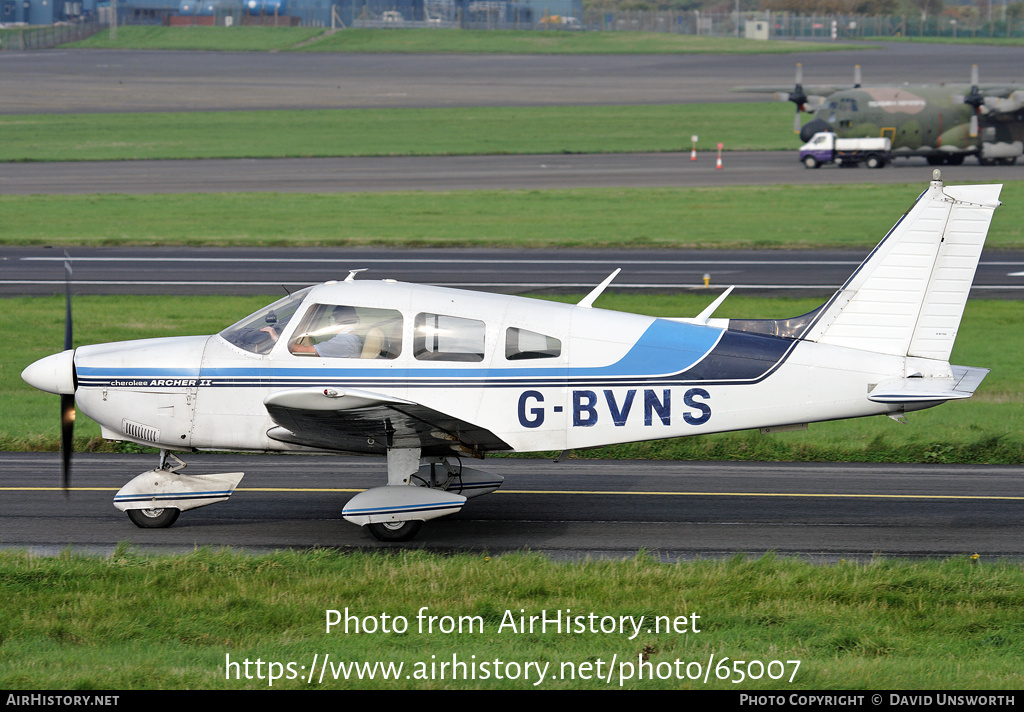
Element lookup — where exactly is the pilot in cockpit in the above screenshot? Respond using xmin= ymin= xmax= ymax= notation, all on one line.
xmin=285 ymin=305 xmax=364 ymax=358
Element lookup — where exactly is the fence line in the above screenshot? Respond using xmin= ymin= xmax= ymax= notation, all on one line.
xmin=580 ymin=10 xmax=1024 ymax=39
xmin=1 ymin=10 xmax=1021 ymax=46
xmin=0 ymin=21 xmax=103 ymax=50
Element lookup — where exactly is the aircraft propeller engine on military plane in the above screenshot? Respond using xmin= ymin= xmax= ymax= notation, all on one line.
xmin=22 ymin=175 xmax=1001 ymax=541
xmin=738 ymin=63 xmax=1024 ymax=166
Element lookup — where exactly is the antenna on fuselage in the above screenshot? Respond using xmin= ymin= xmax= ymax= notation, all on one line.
xmin=577 ymin=269 xmax=621 ymax=309
xmin=345 ymin=269 xmax=368 ymax=282
xmin=694 ymin=286 xmax=735 ymax=324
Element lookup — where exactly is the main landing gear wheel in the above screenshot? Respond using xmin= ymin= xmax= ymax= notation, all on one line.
xmin=127 ymin=507 xmax=180 ymax=529
xmin=367 ymin=520 xmax=422 ymax=542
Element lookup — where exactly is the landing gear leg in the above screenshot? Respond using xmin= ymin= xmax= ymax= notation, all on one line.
xmin=124 ymin=451 xmax=186 ymax=528
xmin=115 ymin=451 xmax=244 ymax=528
xmin=362 ymin=448 xmax=428 ymax=542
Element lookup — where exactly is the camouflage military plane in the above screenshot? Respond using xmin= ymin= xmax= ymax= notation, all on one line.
xmin=739 ymin=64 xmax=1024 ymax=166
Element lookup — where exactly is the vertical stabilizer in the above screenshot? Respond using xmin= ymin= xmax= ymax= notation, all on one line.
xmin=804 ymin=176 xmax=1001 ymax=360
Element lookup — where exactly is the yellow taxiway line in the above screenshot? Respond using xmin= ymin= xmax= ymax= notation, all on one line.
xmin=4 ymin=487 xmax=1024 ymax=501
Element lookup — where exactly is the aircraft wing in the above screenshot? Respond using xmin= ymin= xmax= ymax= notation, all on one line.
xmin=978 ymin=84 xmax=1024 ymax=96
xmin=263 ymin=387 xmax=510 ymax=456
xmin=980 ymin=88 xmax=1024 ymax=114
xmin=732 ymin=84 xmax=848 ymax=97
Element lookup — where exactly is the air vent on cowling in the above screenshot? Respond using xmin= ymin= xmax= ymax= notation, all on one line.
xmin=122 ymin=419 xmax=160 ymax=443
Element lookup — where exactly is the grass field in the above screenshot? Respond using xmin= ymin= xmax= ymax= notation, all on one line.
xmin=2 ymin=548 xmax=1023 ymax=690
xmin=0 ymin=103 xmax=805 ymax=162
xmin=62 ymin=26 xmax=874 ymax=54
xmin=4 ymin=183 xmax=1023 ymax=249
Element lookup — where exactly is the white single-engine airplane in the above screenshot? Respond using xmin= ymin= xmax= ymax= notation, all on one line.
xmin=22 ymin=174 xmax=1001 ymax=541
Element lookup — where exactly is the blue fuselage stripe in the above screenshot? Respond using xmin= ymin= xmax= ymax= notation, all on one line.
xmin=78 ymin=320 xmax=799 ymax=389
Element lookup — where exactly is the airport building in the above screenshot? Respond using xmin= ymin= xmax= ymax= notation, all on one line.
xmin=2 ymin=0 xmax=85 ymax=24
xmin=0 ymin=0 xmax=579 ymax=27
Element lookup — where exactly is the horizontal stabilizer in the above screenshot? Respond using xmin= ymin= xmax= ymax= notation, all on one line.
xmin=868 ymin=365 xmax=990 ymax=404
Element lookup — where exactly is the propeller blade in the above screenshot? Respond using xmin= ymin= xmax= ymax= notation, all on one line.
xmin=854 ymin=64 xmax=861 ymax=88
xmin=959 ymin=64 xmax=984 ymax=138
xmin=787 ymin=62 xmax=809 ymax=133
xmin=60 ymin=393 xmax=75 ymax=494
xmin=61 ymin=250 xmax=75 ymax=495
xmin=63 ymin=251 xmax=73 ymax=351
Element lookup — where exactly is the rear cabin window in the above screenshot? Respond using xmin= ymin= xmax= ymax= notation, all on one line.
xmin=414 ymin=313 xmax=485 ymax=362
xmin=505 ymin=328 xmax=561 ymax=360
xmin=289 ymin=304 xmax=402 ymax=359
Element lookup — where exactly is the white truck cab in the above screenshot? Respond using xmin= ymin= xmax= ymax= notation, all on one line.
xmin=800 ymin=131 xmax=891 ymax=169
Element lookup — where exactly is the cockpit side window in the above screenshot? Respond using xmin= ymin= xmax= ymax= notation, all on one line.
xmin=414 ymin=313 xmax=485 ymax=362
xmin=218 ymin=288 xmax=311 ymax=355
xmin=505 ymin=328 xmax=561 ymax=360
xmin=289 ymin=304 xmax=403 ymax=359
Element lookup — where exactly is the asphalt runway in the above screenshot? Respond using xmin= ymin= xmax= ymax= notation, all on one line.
xmin=5 ymin=453 xmax=1023 ymax=560
xmin=5 ymin=245 xmax=1024 ymax=298
xmin=2 ymin=151 xmax=1021 ymax=196
xmin=2 ymin=42 xmax=1023 ymax=113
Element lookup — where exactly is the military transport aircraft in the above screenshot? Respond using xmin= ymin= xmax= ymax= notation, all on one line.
xmin=739 ymin=64 xmax=1024 ymax=166
xmin=22 ymin=174 xmax=1001 ymax=542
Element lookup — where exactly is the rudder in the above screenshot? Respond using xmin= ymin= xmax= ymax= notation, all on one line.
xmin=804 ymin=175 xmax=1002 ymax=361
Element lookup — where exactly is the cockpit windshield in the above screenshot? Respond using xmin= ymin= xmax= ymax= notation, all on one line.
xmin=218 ymin=287 xmax=312 ymax=354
